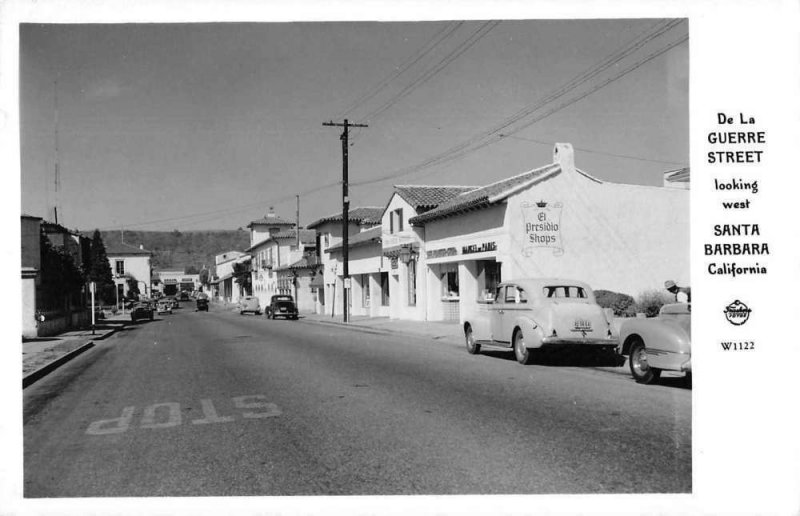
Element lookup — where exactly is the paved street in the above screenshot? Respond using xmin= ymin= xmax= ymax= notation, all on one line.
xmin=24 ymin=304 xmax=691 ymax=496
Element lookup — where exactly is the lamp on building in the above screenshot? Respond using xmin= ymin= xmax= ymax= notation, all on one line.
xmin=398 ymin=245 xmax=416 ymax=264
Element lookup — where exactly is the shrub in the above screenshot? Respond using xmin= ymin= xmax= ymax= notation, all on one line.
xmin=635 ymin=289 xmax=673 ymax=317
xmin=594 ymin=289 xmax=636 ymax=317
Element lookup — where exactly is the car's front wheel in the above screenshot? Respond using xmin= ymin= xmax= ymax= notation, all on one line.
xmin=514 ymin=329 xmax=534 ymax=365
xmin=465 ymin=325 xmax=480 ymax=355
xmin=628 ymin=338 xmax=661 ymax=384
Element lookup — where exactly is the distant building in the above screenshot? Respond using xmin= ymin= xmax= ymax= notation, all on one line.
xmin=249 ymin=227 xmax=317 ymax=310
xmin=154 ymin=270 xmax=201 ymax=296
xmin=212 ymin=250 xmax=248 ymax=303
xmin=104 ymin=236 xmax=153 ymax=302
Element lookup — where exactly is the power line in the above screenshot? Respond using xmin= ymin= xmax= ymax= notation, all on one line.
xmin=335 ymin=21 xmax=463 ymax=120
xmin=351 ymin=22 xmax=687 ymax=188
xmin=95 ymin=179 xmax=340 ymax=231
xmin=390 ymin=19 xmax=683 ymax=175
xmin=404 ymin=34 xmax=690 ymax=182
xmin=356 ymin=20 xmax=501 ymax=124
xmin=499 ymin=134 xmax=686 ymax=166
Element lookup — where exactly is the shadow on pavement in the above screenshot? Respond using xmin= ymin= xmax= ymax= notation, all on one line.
xmin=479 ymin=348 xmax=625 ymax=368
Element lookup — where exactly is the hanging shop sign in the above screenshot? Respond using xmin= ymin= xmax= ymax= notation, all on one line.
xmin=427 ymin=241 xmax=498 ymax=260
xmin=461 ymin=241 xmax=497 ymax=255
xmin=426 ymin=247 xmax=458 ymax=260
xmin=521 ymin=200 xmax=564 ymax=256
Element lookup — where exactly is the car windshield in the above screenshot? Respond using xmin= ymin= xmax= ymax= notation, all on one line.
xmin=543 ymin=286 xmax=587 ymax=299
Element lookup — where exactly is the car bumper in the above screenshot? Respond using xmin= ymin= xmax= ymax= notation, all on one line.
xmin=540 ymin=337 xmax=618 ymax=348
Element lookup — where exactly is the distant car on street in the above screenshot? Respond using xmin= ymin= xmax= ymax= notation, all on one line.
xmin=617 ymin=303 xmax=692 ymax=384
xmin=265 ymin=295 xmax=298 ymax=320
xmin=131 ymin=302 xmax=155 ymax=322
xmin=462 ymin=278 xmax=616 ymax=365
xmin=196 ymin=296 xmax=209 ymax=312
xmin=238 ymin=296 xmax=262 ymax=315
xmin=156 ymin=301 xmax=173 ymax=315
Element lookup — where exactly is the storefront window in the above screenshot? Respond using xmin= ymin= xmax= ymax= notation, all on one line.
xmin=380 ymin=272 xmax=390 ymax=306
xmin=477 ymin=260 xmax=501 ymax=301
xmin=407 ymin=259 xmax=417 ymax=306
xmin=440 ymin=264 xmax=459 ymax=299
xmin=362 ymin=274 xmax=370 ymax=308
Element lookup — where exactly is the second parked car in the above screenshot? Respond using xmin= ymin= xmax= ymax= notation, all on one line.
xmin=266 ymin=295 xmax=298 ymax=320
xmin=131 ymin=302 xmax=155 ymax=322
xmin=617 ymin=302 xmax=692 ymax=384
xmin=238 ymin=296 xmax=262 ymax=315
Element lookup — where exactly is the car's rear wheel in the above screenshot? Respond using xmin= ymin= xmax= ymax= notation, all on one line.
xmin=465 ymin=325 xmax=480 ymax=355
xmin=514 ymin=329 xmax=534 ymax=365
xmin=629 ymin=338 xmax=661 ymax=384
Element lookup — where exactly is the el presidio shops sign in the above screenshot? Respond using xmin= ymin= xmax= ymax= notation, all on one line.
xmin=522 ymin=200 xmax=564 ymax=257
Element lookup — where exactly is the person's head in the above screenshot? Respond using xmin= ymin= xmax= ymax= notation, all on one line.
xmin=664 ymin=280 xmax=678 ymax=293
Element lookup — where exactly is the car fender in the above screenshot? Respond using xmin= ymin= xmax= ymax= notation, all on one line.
xmin=512 ymin=315 xmax=545 ymax=349
xmin=463 ymin=315 xmax=491 ymax=341
xmin=619 ymin=318 xmax=690 ymax=356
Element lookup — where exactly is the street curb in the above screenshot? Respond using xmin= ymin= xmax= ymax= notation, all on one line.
xmin=85 ymin=328 xmax=117 ymax=341
xmin=299 ymin=317 xmax=462 ymax=344
xmin=23 ymin=341 xmax=96 ymax=389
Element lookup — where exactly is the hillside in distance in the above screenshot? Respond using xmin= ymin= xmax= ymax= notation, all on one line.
xmin=96 ymin=229 xmax=251 ymax=273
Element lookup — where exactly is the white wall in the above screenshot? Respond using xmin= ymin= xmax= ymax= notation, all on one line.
xmin=502 ymin=169 xmax=689 ymax=297
xmin=22 ymin=275 xmax=37 ymax=338
xmin=422 ymin=167 xmax=689 ymax=300
xmin=109 ymin=254 xmax=151 ymax=297
xmin=382 ymin=193 xmax=427 ymax=320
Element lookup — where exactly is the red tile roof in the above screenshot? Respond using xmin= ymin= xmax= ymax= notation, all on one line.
xmin=393 ymin=185 xmax=477 ymax=212
xmin=409 ymin=163 xmax=561 ymax=226
xmin=247 ymin=212 xmax=295 ymax=228
xmin=326 ymin=225 xmax=382 ymax=253
xmin=306 ymin=207 xmax=384 ymax=229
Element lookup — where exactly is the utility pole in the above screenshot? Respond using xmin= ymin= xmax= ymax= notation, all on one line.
xmin=322 ymin=119 xmax=368 ymax=323
xmin=296 ymin=194 xmax=300 ymax=249
xmin=53 ymin=78 xmax=61 ymax=225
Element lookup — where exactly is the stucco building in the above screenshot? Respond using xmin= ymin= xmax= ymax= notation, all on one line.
xmin=307 ymin=207 xmax=383 ymax=317
xmin=403 ymin=143 xmax=689 ymax=324
xmin=105 ymin=238 xmax=153 ymax=302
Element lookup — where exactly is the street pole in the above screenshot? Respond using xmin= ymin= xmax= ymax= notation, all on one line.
xmin=90 ymin=281 xmax=96 ymax=335
xmin=323 ymin=119 xmax=367 ymax=323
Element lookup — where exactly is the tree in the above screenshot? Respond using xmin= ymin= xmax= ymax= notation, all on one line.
xmin=39 ymin=232 xmax=85 ymax=311
xmin=87 ymin=229 xmax=116 ymax=304
xmin=232 ymin=261 xmax=252 ymax=296
xmin=185 ymin=265 xmax=199 ymax=274
xmin=199 ymin=267 xmax=210 ymax=287
xmin=125 ymin=275 xmax=140 ymax=299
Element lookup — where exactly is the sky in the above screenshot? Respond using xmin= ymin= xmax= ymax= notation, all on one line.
xmin=20 ymin=19 xmax=688 ymax=232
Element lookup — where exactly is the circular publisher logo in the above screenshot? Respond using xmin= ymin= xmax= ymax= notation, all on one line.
xmin=724 ymin=300 xmax=751 ymax=326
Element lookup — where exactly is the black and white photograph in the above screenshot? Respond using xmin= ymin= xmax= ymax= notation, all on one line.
xmin=3 ymin=1 xmax=799 ymax=514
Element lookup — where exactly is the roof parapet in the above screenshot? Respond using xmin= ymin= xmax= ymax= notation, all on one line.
xmin=553 ymin=143 xmax=575 ymax=174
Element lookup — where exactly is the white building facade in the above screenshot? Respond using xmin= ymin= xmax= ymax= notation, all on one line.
xmin=406 ymin=143 xmax=689 ymax=325
xmin=307 ymin=207 xmax=383 ymax=317
xmin=106 ymin=242 xmax=153 ymax=301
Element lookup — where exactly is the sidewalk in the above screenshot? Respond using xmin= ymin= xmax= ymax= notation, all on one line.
xmin=22 ymin=313 xmax=129 ymax=388
xmin=299 ymin=312 xmax=463 ymax=345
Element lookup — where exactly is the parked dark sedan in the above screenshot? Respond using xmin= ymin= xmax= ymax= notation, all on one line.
xmin=131 ymin=302 xmax=154 ymax=322
xmin=266 ymin=295 xmax=298 ymax=320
